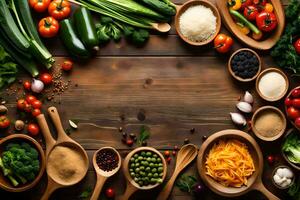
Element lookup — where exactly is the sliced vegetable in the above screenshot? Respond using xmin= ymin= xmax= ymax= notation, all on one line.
xmin=60 ymin=19 xmax=90 ymax=58
xmin=38 ymin=17 xmax=60 ymax=38
xmin=228 ymin=0 xmax=242 ymax=10
xmin=74 ymin=7 xmax=99 ymax=51
xmin=252 ymin=31 xmax=263 ymax=40
xmin=236 ymin=22 xmax=250 ymax=35
xmin=29 ymin=0 xmax=51 ymax=12
xmin=256 ymin=11 xmax=277 ymax=32
xmin=48 ymin=0 xmax=71 ymax=20
xmin=229 ymin=9 xmax=261 ymax=34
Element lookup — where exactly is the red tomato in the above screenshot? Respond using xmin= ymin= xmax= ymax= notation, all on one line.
xmin=295 ymin=117 xmax=300 ymax=128
xmin=17 ymin=99 xmax=27 ymax=110
xmin=287 ymin=107 xmax=300 ymax=119
xmin=267 ymin=155 xmax=274 ymax=165
xmin=213 ymin=34 xmax=234 ymax=53
xmin=32 ymin=109 xmax=41 ymax=117
xmin=294 ymin=38 xmax=300 ymax=55
xmin=285 ymin=98 xmax=293 ymax=107
xmin=23 ymin=81 xmax=31 ymax=90
xmin=292 ymin=99 xmax=300 ymax=108
xmin=256 ymin=11 xmax=277 ymax=32
xmin=0 ymin=116 xmax=10 ymax=129
xmin=40 ymin=73 xmax=53 ymax=85
xmin=38 ymin=17 xmax=59 ymax=38
xmin=29 ymin=0 xmax=51 ymax=13
xmin=240 ymin=0 xmax=253 ymax=10
xmin=27 ymin=123 xmax=40 ymax=136
xmin=24 ymin=103 xmax=32 ymax=113
xmin=26 ymin=95 xmax=37 ymax=104
xmin=105 ymin=188 xmax=115 ymax=198
xmin=253 ymin=0 xmax=267 ymax=6
xmin=292 ymin=89 xmax=300 ymax=98
xmin=244 ymin=6 xmax=259 ymax=21
xmin=62 ymin=60 xmax=73 ymax=71
xmin=32 ymin=100 xmax=42 ymax=109
xmin=48 ymin=0 xmax=71 ymax=20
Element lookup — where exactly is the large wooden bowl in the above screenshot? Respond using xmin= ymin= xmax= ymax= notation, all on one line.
xmin=216 ymin=0 xmax=285 ymax=50
xmin=175 ymin=0 xmax=221 ymax=46
xmin=197 ymin=129 xmax=279 ymax=199
xmin=0 ymin=134 xmax=46 ymax=192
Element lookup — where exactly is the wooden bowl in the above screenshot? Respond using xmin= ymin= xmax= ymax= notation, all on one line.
xmin=197 ymin=129 xmax=279 ymax=199
xmin=216 ymin=0 xmax=285 ymax=50
xmin=175 ymin=0 xmax=221 ymax=46
xmin=123 ymin=147 xmax=167 ymax=190
xmin=285 ymin=86 xmax=300 ymax=132
xmin=251 ymin=106 xmax=286 ymax=141
xmin=272 ymin=165 xmax=295 ymax=189
xmin=228 ymin=48 xmax=262 ymax=82
xmin=256 ymin=68 xmax=289 ymax=102
xmin=0 ymin=134 xmax=46 ymax=192
xmin=281 ymin=129 xmax=300 ymax=171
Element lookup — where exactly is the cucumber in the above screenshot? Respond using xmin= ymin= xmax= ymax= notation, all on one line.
xmin=60 ymin=19 xmax=90 ymax=59
xmin=0 ymin=0 xmax=30 ymax=57
xmin=74 ymin=7 xmax=99 ymax=51
xmin=137 ymin=0 xmax=176 ymax=16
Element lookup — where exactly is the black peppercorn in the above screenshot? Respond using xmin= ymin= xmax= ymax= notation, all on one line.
xmin=184 ymin=138 xmax=189 ymax=144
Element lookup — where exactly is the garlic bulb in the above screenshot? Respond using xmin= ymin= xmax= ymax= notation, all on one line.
xmin=230 ymin=113 xmax=246 ymax=126
xmin=236 ymin=102 xmax=252 ymax=113
xmin=31 ymin=79 xmax=44 ymax=93
xmin=243 ymin=91 xmax=254 ymax=104
xmin=273 ymin=167 xmax=294 ymax=188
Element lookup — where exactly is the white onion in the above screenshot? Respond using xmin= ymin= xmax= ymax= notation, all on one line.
xmin=31 ymin=79 xmax=44 ymax=93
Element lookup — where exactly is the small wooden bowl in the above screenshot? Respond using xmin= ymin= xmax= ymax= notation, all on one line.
xmin=272 ymin=165 xmax=295 ymax=189
xmin=0 ymin=134 xmax=46 ymax=192
xmin=175 ymin=0 xmax=221 ymax=46
xmin=281 ymin=129 xmax=300 ymax=171
xmin=228 ymin=48 xmax=262 ymax=82
xmin=123 ymin=147 xmax=167 ymax=190
xmin=256 ymin=68 xmax=289 ymax=102
xmin=251 ymin=106 xmax=286 ymax=141
xmin=285 ymin=86 xmax=300 ymax=132
xmin=216 ymin=0 xmax=285 ymax=50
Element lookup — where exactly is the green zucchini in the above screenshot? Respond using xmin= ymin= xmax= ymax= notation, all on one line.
xmin=60 ymin=19 xmax=90 ymax=59
xmin=0 ymin=0 xmax=30 ymax=57
xmin=137 ymin=0 xmax=176 ymax=16
xmin=0 ymin=31 xmax=39 ymax=77
xmin=74 ymin=7 xmax=99 ymax=51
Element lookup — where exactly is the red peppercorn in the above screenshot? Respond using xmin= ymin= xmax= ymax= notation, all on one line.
xmin=105 ymin=188 xmax=115 ymax=198
xmin=267 ymin=155 xmax=275 ymax=165
xmin=166 ymin=157 xmax=171 ymax=163
xmin=126 ymin=139 xmax=134 ymax=147
xmin=164 ymin=150 xmax=170 ymax=157
xmin=172 ymin=151 xmax=176 ymax=156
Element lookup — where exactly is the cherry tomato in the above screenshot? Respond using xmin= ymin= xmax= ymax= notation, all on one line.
xmin=27 ymin=123 xmax=40 ymax=136
xmin=287 ymin=107 xmax=300 ymax=119
xmin=105 ymin=188 xmax=115 ymax=198
xmin=292 ymin=99 xmax=300 ymax=108
xmin=256 ymin=11 xmax=277 ymax=32
xmin=240 ymin=0 xmax=252 ymax=10
xmin=294 ymin=38 xmax=300 ymax=55
xmin=295 ymin=117 xmax=300 ymax=128
xmin=24 ymin=103 xmax=33 ymax=113
xmin=244 ymin=6 xmax=258 ymax=21
xmin=26 ymin=95 xmax=37 ymax=104
xmin=29 ymin=0 xmax=51 ymax=13
xmin=285 ymin=98 xmax=293 ymax=107
xmin=292 ymin=89 xmax=300 ymax=98
xmin=164 ymin=150 xmax=170 ymax=157
xmin=32 ymin=100 xmax=42 ymax=109
xmin=32 ymin=109 xmax=41 ymax=117
xmin=48 ymin=0 xmax=71 ymax=20
xmin=264 ymin=3 xmax=274 ymax=13
xmin=267 ymin=155 xmax=274 ymax=165
xmin=17 ymin=99 xmax=27 ymax=110
xmin=214 ymin=34 xmax=234 ymax=53
xmin=0 ymin=116 xmax=10 ymax=129
xmin=40 ymin=73 xmax=53 ymax=85
xmin=23 ymin=81 xmax=31 ymax=90
xmin=253 ymin=0 xmax=267 ymax=6
xmin=38 ymin=17 xmax=59 ymax=38
xmin=62 ymin=60 xmax=73 ymax=71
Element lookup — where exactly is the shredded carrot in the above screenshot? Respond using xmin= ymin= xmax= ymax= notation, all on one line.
xmin=205 ymin=139 xmax=255 ymax=187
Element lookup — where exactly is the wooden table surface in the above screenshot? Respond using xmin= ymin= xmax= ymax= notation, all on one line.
xmin=0 ymin=0 xmax=298 ymax=199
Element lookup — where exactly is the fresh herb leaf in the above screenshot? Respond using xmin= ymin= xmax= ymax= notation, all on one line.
xmin=0 ymin=45 xmax=18 ymax=89
xmin=175 ymin=174 xmax=197 ymax=193
xmin=79 ymin=186 xmax=92 ymax=199
xmin=138 ymin=125 xmax=150 ymax=145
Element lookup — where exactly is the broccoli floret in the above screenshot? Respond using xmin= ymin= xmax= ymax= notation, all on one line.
xmin=0 ymin=157 xmax=19 ymax=187
xmin=96 ymin=24 xmax=111 ymax=43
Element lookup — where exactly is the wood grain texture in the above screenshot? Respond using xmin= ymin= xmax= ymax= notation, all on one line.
xmin=0 ymin=0 xmax=298 ymax=199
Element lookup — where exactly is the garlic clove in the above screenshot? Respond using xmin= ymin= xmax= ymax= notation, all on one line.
xmin=230 ymin=112 xmax=246 ymax=126
xmin=243 ymin=91 xmax=254 ymax=104
xmin=282 ymin=168 xmax=293 ymax=179
xmin=69 ymin=120 xmax=78 ymax=129
xmin=276 ymin=168 xmax=284 ymax=178
xmin=236 ymin=101 xmax=252 ymax=113
xmin=273 ymin=174 xmax=282 ymax=184
xmin=286 ymin=179 xmax=292 ymax=186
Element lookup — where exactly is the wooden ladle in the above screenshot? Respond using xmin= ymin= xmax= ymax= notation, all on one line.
xmin=151 ymin=23 xmax=171 ymax=33
xmin=90 ymin=147 xmax=121 ymax=200
xmin=157 ymin=144 xmax=198 ymax=200
xmin=37 ymin=107 xmax=89 ymax=200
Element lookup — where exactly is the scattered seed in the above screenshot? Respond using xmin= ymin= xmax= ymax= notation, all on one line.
xmin=0 ymin=105 xmax=8 ymax=114
xmin=164 ymin=150 xmax=170 ymax=157
xmin=190 ymin=128 xmax=195 ymax=133
xmin=202 ymin=135 xmax=208 ymax=141
xmin=119 ymin=127 xmax=123 ymax=132
xmin=122 ymin=132 xmax=127 ymax=138
xmin=126 ymin=139 xmax=134 ymax=147
xmin=184 ymin=138 xmax=189 ymax=144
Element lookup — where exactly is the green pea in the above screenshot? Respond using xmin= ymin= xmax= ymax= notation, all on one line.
xmin=140 ymin=166 xmax=145 ymax=171
xmin=145 ymin=167 xmax=151 ymax=172
xmin=134 ymin=177 xmax=139 ymax=182
xmin=129 ymin=168 xmax=133 ymax=172
xmin=138 ymin=181 xmax=144 ymax=186
xmin=144 ymin=161 xmax=149 ymax=166
xmin=150 ymin=178 xmax=157 ymax=183
xmin=159 ymin=173 xmax=164 ymax=177
xmin=141 ymin=151 xmax=146 ymax=156
xmin=130 ymin=157 xmax=135 ymax=162
xmin=130 ymin=172 xmax=135 ymax=177
xmin=130 ymin=163 xmax=135 ymax=168
xmin=135 ymin=163 xmax=140 ymax=167
xmin=146 ymin=152 xmax=152 ymax=157
xmin=156 ymin=158 xmax=162 ymax=163
xmin=144 ymin=177 xmax=149 ymax=182
xmin=151 ymin=158 xmax=156 ymax=163
xmin=135 ymin=168 xmax=140 ymax=173
xmin=149 ymin=163 xmax=154 ymax=168
xmin=154 ymin=163 xmax=158 ymax=167
xmin=134 ymin=154 xmax=138 ymax=158
xmin=135 ymin=158 xmax=139 ymax=163
xmin=153 ymin=173 xmax=158 ymax=178
xmin=148 ymin=173 xmax=153 ymax=178
xmin=158 ymin=163 xmax=163 ymax=167
xmin=157 ymin=178 xmax=163 ymax=183
xmin=158 ymin=167 xmax=163 ymax=173
xmin=152 ymin=168 xmax=157 ymax=173
xmin=140 ymin=171 xmax=145 ymax=176
xmin=147 ymin=157 xmax=152 ymax=162
xmin=138 ymin=156 xmax=143 ymax=161
xmin=153 ymin=154 xmax=158 ymax=158
xmin=136 ymin=174 xmax=140 ymax=178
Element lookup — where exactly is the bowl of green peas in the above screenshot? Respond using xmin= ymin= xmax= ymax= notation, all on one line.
xmin=123 ymin=147 xmax=167 ymax=190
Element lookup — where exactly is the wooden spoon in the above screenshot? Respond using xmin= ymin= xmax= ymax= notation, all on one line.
xmin=39 ymin=107 xmax=89 ymax=200
xmin=90 ymin=147 xmax=121 ymax=200
xmin=151 ymin=23 xmax=171 ymax=33
xmin=157 ymin=144 xmax=198 ymax=200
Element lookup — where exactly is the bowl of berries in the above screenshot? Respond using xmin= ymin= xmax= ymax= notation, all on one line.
xmin=285 ymin=86 xmax=300 ymax=130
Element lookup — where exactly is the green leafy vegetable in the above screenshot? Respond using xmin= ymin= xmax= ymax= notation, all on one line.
xmin=79 ymin=186 xmax=92 ymax=199
xmin=288 ymin=178 xmax=300 ymax=200
xmin=0 ymin=45 xmax=18 ymax=89
xmin=138 ymin=125 xmax=150 ymax=145
xmin=282 ymin=130 xmax=300 ymax=164
xmin=137 ymin=0 xmax=177 ymax=16
xmin=271 ymin=0 xmax=300 ymax=74
xmin=175 ymin=174 xmax=197 ymax=193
